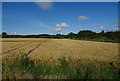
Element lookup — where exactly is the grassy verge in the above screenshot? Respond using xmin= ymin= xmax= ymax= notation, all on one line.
xmin=3 ymin=54 xmax=119 ymax=79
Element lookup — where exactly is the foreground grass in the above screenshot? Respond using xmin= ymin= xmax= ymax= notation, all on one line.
xmin=3 ymin=54 xmax=119 ymax=79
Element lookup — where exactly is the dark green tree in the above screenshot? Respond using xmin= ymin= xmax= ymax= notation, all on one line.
xmin=67 ymin=32 xmax=76 ymax=39
xmin=2 ymin=32 xmax=8 ymax=38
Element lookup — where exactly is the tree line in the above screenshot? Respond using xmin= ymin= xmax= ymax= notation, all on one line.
xmin=2 ymin=30 xmax=120 ymax=43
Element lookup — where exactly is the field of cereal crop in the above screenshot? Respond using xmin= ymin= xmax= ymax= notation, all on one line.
xmin=2 ymin=38 xmax=119 ymax=79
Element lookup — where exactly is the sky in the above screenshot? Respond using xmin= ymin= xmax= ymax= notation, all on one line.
xmin=2 ymin=2 xmax=118 ymax=35
xmin=2 ymin=0 xmax=120 ymax=2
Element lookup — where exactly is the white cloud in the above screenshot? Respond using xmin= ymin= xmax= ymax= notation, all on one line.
xmin=56 ymin=23 xmax=69 ymax=28
xmin=99 ymin=26 xmax=104 ymax=29
xmin=55 ymin=23 xmax=69 ymax=32
xmin=48 ymin=23 xmax=69 ymax=33
xmin=12 ymin=32 xmax=17 ymax=35
xmin=11 ymin=32 xmax=23 ymax=35
xmin=36 ymin=0 xmax=53 ymax=10
xmin=78 ymin=16 xmax=89 ymax=21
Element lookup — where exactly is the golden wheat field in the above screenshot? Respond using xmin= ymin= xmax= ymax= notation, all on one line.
xmin=2 ymin=38 xmax=118 ymax=63
xmin=1 ymin=38 xmax=119 ymax=79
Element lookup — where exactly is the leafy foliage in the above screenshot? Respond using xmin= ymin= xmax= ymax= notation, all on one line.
xmin=2 ymin=30 xmax=120 ymax=43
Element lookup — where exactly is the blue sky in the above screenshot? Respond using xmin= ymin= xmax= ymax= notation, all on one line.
xmin=3 ymin=2 xmax=118 ymax=35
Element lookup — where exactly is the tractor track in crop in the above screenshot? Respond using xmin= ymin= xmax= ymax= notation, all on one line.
xmin=1 ymin=42 xmax=33 ymax=55
xmin=26 ymin=41 xmax=47 ymax=56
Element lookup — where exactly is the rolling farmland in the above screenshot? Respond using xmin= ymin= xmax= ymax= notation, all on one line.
xmin=2 ymin=38 xmax=119 ymax=79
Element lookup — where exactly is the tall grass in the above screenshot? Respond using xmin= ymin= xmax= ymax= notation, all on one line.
xmin=4 ymin=54 xmax=119 ymax=79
